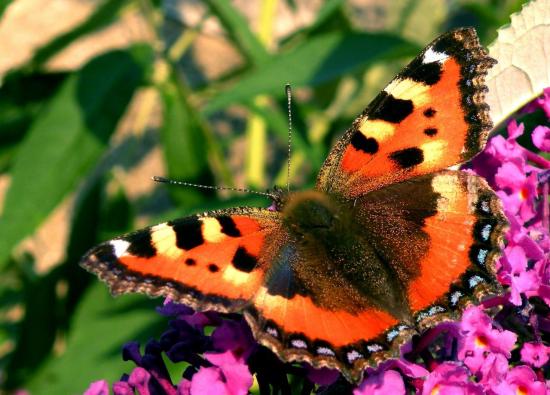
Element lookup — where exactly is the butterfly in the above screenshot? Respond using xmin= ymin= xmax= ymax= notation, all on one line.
xmin=81 ymin=28 xmax=507 ymax=383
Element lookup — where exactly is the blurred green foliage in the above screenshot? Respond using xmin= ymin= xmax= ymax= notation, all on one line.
xmin=0 ymin=0 xmax=525 ymax=393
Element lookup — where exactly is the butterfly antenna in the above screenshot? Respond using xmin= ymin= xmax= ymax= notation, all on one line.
xmin=152 ymin=176 xmax=277 ymax=200
xmin=286 ymin=83 xmax=293 ymax=193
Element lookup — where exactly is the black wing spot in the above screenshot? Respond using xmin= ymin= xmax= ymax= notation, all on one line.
xmin=389 ymin=147 xmax=424 ymax=168
xmin=350 ymin=131 xmax=379 ymax=154
xmin=423 ymin=107 xmax=436 ymax=117
xmin=169 ymin=217 xmax=204 ymax=250
xmin=232 ymin=246 xmax=257 ymax=273
xmin=126 ymin=231 xmax=156 ymax=258
xmin=401 ymin=57 xmax=442 ymax=86
xmin=208 ymin=263 xmax=220 ymax=273
xmin=424 ymin=128 xmax=438 ymax=136
xmin=369 ymin=92 xmax=413 ymax=123
xmin=217 ymin=216 xmax=241 ymax=237
xmin=185 ymin=258 xmax=196 ymax=266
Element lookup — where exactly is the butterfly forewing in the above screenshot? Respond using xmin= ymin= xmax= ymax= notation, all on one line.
xmin=81 ymin=208 xmax=281 ymax=312
xmin=317 ymin=28 xmax=496 ymax=198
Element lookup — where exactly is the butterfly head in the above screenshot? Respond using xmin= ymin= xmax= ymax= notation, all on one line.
xmin=268 ymin=185 xmax=290 ymax=211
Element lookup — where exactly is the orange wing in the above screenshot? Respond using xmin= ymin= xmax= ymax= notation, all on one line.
xmin=316 ymin=28 xmax=495 ymax=198
xmin=80 ymin=208 xmax=281 ymax=312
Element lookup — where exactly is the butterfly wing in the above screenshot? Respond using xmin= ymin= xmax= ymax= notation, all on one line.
xmin=317 ymin=28 xmax=496 ymax=198
xmin=355 ymin=170 xmax=507 ymax=316
xmin=243 ymin=171 xmax=506 ymax=383
xmin=80 ymin=208 xmax=281 ymax=312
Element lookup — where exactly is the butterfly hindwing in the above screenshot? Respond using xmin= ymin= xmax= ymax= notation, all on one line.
xmin=355 ymin=170 xmax=507 ymax=318
xmin=317 ymin=28 xmax=496 ymax=198
xmin=241 ymin=172 xmax=506 ymax=382
xmin=81 ymin=208 xmax=281 ymax=312
xmin=247 ymin=287 xmax=402 ymax=382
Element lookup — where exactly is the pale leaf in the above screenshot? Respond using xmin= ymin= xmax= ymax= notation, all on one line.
xmin=486 ymin=0 xmax=550 ymax=129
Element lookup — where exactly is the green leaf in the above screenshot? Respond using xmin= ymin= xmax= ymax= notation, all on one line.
xmin=0 ymin=0 xmax=13 ymax=20
xmin=158 ymin=74 xmax=215 ymax=205
xmin=205 ymin=0 xmax=269 ymax=66
xmin=306 ymin=0 xmax=346 ymax=32
xmin=0 ymin=47 xmax=149 ymax=268
xmin=391 ymin=0 xmax=448 ymax=44
xmin=25 ymin=283 xmax=164 ymax=394
xmin=28 ymin=0 xmax=131 ymax=68
xmin=4 ymin=267 xmax=60 ymax=388
xmin=203 ymin=32 xmax=418 ymax=114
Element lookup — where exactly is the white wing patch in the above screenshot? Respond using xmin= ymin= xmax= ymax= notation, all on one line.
xmin=423 ymin=47 xmax=449 ymax=64
xmin=111 ymin=240 xmax=130 ymax=257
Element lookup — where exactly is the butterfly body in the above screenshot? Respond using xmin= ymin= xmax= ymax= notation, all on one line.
xmin=81 ymin=28 xmax=508 ymax=383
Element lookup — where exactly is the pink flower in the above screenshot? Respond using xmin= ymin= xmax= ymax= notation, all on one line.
xmin=520 ymin=342 xmax=550 ymax=368
xmin=478 ymin=353 xmax=509 ymax=391
xmin=526 ymin=87 xmax=550 ymax=118
xmin=191 ymin=350 xmax=253 ymax=395
xmin=84 ymin=380 xmax=110 ymax=395
xmin=182 ymin=320 xmax=256 ymax=394
xmin=532 ymin=125 xmax=550 ymax=152
xmin=354 ymin=370 xmax=405 ymax=395
xmin=176 ymin=379 xmax=191 ymax=395
xmin=499 ymin=245 xmax=541 ymax=305
xmin=376 ymin=359 xmax=429 ymax=378
xmin=127 ymin=367 xmax=155 ymax=395
xmin=189 ymin=366 xmax=238 ymax=395
xmin=486 ymin=121 xmax=526 ymax=164
xmin=533 ymin=257 xmax=550 ymax=305
xmin=495 ymin=164 xmax=538 ymax=222
xmin=112 ymin=381 xmax=133 ymax=395
xmin=458 ymin=307 xmax=517 ymax=372
xmin=421 ymin=363 xmax=483 ymax=395
xmin=490 ymin=366 xmax=547 ymax=395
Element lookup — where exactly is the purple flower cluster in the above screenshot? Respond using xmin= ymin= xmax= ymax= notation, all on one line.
xmin=85 ymin=90 xmax=550 ymax=394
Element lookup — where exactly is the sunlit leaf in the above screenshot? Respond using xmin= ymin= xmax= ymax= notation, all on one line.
xmin=28 ymin=0 xmax=131 ymax=69
xmin=205 ymin=0 xmax=269 ymax=66
xmin=486 ymin=0 xmax=550 ymax=128
xmin=389 ymin=0 xmax=448 ymax=44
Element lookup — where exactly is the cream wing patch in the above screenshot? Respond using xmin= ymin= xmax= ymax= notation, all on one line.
xmin=200 ymin=217 xmax=227 ymax=243
xmin=150 ymin=224 xmax=181 ymax=258
xmin=384 ymin=78 xmax=431 ymax=107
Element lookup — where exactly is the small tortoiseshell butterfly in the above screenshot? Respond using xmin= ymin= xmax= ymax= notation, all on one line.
xmin=81 ymin=28 xmax=508 ymax=383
